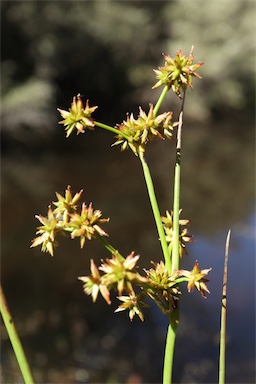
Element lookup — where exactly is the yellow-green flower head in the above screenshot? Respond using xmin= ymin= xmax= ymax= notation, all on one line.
xmin=68 ymin=203 xmax=109 ymax=249
xmin=145 ymin=261 xmax=180 ymax=314
xmin=58 ymin=94 xmax=98 ymax=137
xmin=99 ymin=252 xmax=144 ymax=296
xmin=161 ymin=210 xmax=194 ymax=257
xmin=78 ymin=259 xmax=111 ymax=304
xmin=115 ymin=293 xmax=147 ymax=321
xmin=179 ymin=261 xmax=212 ymax=298
xmin=31 ymin=205 xmax=59 ymax=256
xmin=114 ymin=104 xmax=175 ymax=155
xmin=52 ymin=185 xmax=83 ymax=224
xmin=153 ymin=46 xmax=204 ymax=97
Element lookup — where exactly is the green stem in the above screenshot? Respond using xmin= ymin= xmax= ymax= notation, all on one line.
xmin=139 ymin=151 xmax=171 ymax=274
xmin=171 ymin=92 xmax=186 ymax=273
xmin=163 ymin=92 xmax=186 ymax=384
xmin=95 ymin=121 xmax=129 ymax=140
xmin=153 ymin=85 xmax=169 ymax=116
xmin=0 ymin=284 xmax=35 ymax=384
xmin=96 ymin=235 xmax=124 ymax=260
xmin=163 ymin=310 xmax=180 ymax=384
xmin=219 ymin=229 xmax=231 ymax=384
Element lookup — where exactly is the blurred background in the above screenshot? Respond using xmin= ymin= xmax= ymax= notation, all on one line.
xmin=1 ymin=1 xmax=255 ymax=383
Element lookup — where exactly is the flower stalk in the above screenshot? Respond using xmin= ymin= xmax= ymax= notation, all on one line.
xmin=95 ymin=121 xmax=130 ymax=140
xmin=153 ymin=85 xmax=169 ymax=116
xmin=139 ymin=150 xmax=172 ymax=274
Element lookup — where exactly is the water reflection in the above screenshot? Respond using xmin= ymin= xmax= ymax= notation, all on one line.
xmin=1 ymin=119 xmax=255 ymax=383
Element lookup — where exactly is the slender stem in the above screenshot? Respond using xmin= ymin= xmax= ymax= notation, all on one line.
xmin=0 ymin=284 xmax=35 ymax=384
xmin=153 ymin=85 xmax=169 ymax=117
xmin=219 ymin=229 xmax=231 ymax=384
xmin=163 ymin=91 xmax=186 ymax=384
xmin=171 ymin=92 xmax=186 ymax=273
xmin=95 ymin=121 xmax=129 ymax=140
xmin=139 ymin=151 xmax=171 ymax=274
xmin=96 ymin=234 xmax=124 ymax=260
xmin=163 ymin=309 xmax=180 ymax=384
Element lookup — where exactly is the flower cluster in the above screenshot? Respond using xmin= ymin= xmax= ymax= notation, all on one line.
xmin=179 ymin=261 xmax=212 ymax=298
xmin=58 ymin=94 xmax=98 ymax=137
xmin=161 ymin=210 xmax=194 ymax=257
xmin=79 ymin=253 xmax=211 ymax=321
xmin=31 ymin=186 xmax=109 ymax=256
xmin=79 ymin=252 xmax=148 ymax=320
xmin=153 ymin=46 xmax=204 ymax=97
xmin=113 ymin=104 xmax=177 ymax=155
xmin=144 ymin=261 xmax=180 ymax=314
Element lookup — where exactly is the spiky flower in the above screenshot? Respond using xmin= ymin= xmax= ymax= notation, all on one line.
xmin=58 ymin=94 xmax=98 ymax=137
xmin=153 ymin=46 xmax=204 ymax=97
xmin=68 ymin=203 xmax=109 ymax=249
xmin=115 ymin=293 xmax=147 ymax=321
xmin=113 ymin=104 xmax=176 ymax=155
xmin=145 ymin=261 xmax=180 ymax=313
xmin=52 ymin=185 xmax=83 ymax=224
xmin=99 ymin=252 xmax=146 ymax=296
xmin=31 ymin=205 xmax=59 ymax=256
xmin=179 ymin=261 xmax=212 ymax=298
xmin=78 ymin=259 xmax=111 ymax=304
xmin=31 ymin=186 xmax=109 ymax=255
xmin=161 ymin=210 xmax=194 ymax=257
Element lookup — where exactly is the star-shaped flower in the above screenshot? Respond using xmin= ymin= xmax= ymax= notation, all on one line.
xmin=153 ymin=47 xmax=204 ymax=97
xmin=31 ymin=205 xmax=59 ymax=256
xmin=179 ymin=261 xmax=211 ymax=298
xmin=114 ymin=104 xmax=175 ymax=155
xmin=68 ymin=203 xmax=109 ymax=248
xmin=52 ymin=185 xmax=83 ymax=224
xmin=79 ymin=259 xmax=111 ymax=304
xmin=58 ymin=94 xmax=98 ymax=137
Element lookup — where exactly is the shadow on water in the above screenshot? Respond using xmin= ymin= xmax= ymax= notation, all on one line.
xmin=1 ymin=115 xmax=255 ymax=383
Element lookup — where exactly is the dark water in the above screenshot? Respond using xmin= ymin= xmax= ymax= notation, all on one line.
xmin=1 ymin=121 xmax=255 ymax=383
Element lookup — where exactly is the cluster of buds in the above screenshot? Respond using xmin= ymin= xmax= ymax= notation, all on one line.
xmin=161 ymin=210 xmax=194 ymax=257
xmin=79 ymin=253 xmax=211 ymax=321
xmin=153 ymin=46 xmax=204 ymax=97
xmin=114 ymin=104 xmax=177 ymax=155
xmin=58 ymin=94 xmax=98 ymax=137
xmin=31 ymin=186 xmax=109 ymax=256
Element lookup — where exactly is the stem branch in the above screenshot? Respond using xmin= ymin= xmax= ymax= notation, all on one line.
xmin=139 ymin=152 xmax=171 ymax=274
xmin=96 ymin=234 xmax=124 ymax=260
xmin=95 ymin=121 xmax=129 ymax=140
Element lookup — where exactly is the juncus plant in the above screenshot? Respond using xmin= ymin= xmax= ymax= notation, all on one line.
xmin=31 ymin=46 xmax=211 ymax=383
xmin=0 ymin=47 xmax=229 ymax=384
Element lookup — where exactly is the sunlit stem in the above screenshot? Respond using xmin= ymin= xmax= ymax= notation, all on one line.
xmin=219 ymin=229 xmax=231 ymax=384
xmin=163 ymin=310 xmax=180 ymax=384
xmin=0 ymin=284 xmax=35 ymax=384
xmin=139 ymin=151 xmax=171 ymax=274
xmin=171 ymin=91 xmax=186 ymax=273
xmin=95 ymin=121 xmax=129 ymax=140
xmin=153 ymin=85 xmax=169 ymax=117
xmin=163 ymin=91 xmax=186 ymax=384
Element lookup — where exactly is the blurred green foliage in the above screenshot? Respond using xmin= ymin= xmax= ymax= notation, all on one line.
xmin=1 ymin=1 xmax=255 ymax=143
